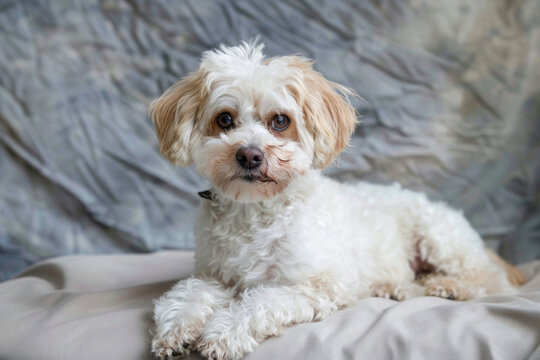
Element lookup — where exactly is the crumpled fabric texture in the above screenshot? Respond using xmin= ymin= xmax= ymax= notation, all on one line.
xmin=1 ymin=0 xmax=539 ymax=280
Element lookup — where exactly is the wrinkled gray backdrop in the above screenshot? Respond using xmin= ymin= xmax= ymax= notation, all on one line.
xmin=1 ymin=0 xmax=539 ymax=280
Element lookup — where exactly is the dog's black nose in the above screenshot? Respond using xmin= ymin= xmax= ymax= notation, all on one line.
xmin=236 ymin=146 xmax=264 ymax=169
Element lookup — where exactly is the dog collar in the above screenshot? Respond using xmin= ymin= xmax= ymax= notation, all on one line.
xmin=198 ymin=190 xmax=213 ymax=200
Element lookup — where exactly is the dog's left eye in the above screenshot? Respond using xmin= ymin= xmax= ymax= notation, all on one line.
xmin=271 ymin=114 xmax=290 ymax=131
xmin=217 ymin=112 xmax=234 ymax=129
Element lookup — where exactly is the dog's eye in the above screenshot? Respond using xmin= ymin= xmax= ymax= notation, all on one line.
xmin=217 ymin=112 xmax=234 ymax=129
xmin=271 ymin=114 xmax=290 ymax=131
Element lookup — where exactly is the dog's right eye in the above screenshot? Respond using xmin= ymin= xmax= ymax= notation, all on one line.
xmin=217 ymin=112 xmax=234 ymax=129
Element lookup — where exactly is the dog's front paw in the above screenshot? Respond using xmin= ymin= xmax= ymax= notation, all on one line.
xmin=152 ymin=320 xmax=205 ymax=359
xmin=152 ymin=334 xmax=191 ymax=360
xmin=196 ymin=307 xmax=259 ymax=360
xmin=197 ymin=330 xmax=258 ymax=360
xmin=152 ymin=333 xmax=193 ymax=360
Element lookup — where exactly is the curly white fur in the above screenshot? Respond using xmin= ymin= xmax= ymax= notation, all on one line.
xmin=149 ymin=42 xmax=519 ymax=360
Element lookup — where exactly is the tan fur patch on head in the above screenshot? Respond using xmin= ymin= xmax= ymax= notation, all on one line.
xmin=282 ymin=56 xmax=359 ymax=169
xmin=148 ymin=70 xmax=208 ymax=166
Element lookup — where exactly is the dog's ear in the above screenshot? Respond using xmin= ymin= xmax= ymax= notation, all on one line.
xmin=285 ymin=57 xmax=359 ymax=169
xmin=149 ymin=70 xmax=207 ymax=166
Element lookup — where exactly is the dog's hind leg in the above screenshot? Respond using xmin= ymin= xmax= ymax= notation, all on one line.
xmin=371 ymin=281 xmax=425 ymax=301
xmin=405 ymin=197 xmax=517 ymax=300
xmin=485 ymin=247 xmax=527 ymax=287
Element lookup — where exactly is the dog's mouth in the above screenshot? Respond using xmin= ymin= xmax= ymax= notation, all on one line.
xmin=230 ymin=174 xmax=278 ymax=184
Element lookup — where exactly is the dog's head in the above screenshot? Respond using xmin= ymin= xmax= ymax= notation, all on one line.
xmin=150 ymin=42 xmax=358 ymax=202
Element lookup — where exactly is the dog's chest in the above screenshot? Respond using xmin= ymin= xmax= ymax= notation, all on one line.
xmin=237 ymin=224 xmax=298 ymax=286
xmin=196 ymin=199 xmax=313 ymax=287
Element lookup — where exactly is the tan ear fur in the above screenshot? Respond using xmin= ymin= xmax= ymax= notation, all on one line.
xmin=148 ymin=70 xmax=207 ymax=166
xmin=285 ymin=57 xmax=359 ymax=169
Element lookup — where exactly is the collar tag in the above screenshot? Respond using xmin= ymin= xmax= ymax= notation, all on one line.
xmin=198 ymin=190 xmax=213 ymax=200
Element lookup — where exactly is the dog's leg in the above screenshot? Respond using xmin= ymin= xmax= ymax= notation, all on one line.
xmin=485 ymin=247 xmax=526 ymax=286
xmin=371 ymin=281 xmax=425 ymax=301
xmin=420 ymin=272 xmax=485 ymax=300
xmin=408 ymin=198 xmax=516 ymax=300
xmin=420 ymin=248 xmax=524 ymax=300
xmin=196 ymin=284 xmax=330 ymax=360
xmin=152 ymin=277 xmax=233 ymax=360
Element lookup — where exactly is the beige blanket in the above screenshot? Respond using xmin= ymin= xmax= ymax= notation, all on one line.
xmin=1 ymin=251 xmax=539 ymax=360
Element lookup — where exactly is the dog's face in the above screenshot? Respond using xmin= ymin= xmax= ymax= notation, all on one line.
xmin=150 ymin=42 xmax=358 ymax=202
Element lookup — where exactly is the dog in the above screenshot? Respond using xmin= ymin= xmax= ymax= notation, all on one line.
xmin=149 ymin=42 xmax=526 ymax=360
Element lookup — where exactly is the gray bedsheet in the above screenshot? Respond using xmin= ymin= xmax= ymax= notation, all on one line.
xmin=0 ymin=251 xmax=539 ymax=360
xmin=1 ymin=0 xmax=540 ymax=280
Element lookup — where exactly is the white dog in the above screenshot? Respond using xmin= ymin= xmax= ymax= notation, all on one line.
xmin=149 ymin=42 xmax=525 ymax=360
